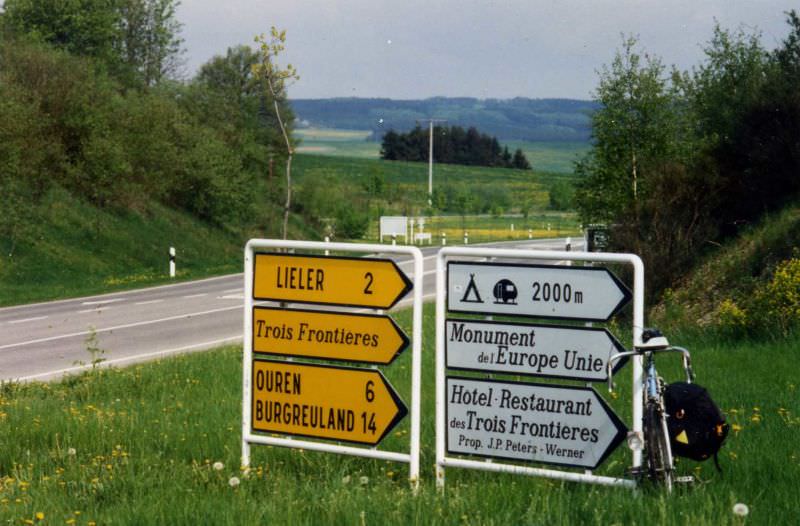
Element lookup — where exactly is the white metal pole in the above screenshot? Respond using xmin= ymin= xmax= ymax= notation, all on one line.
xmin=409 ymin=247 xmax=424 ymax=490
xmin=428 ymin=120 xmax=434 ymax=206
xmin=631 ymin=256 xmax=645 ymax=470
xmin=241 ymin=243 xmax=254 ymax=469
xmin=435 ymin=249 xmax=448 ymax=488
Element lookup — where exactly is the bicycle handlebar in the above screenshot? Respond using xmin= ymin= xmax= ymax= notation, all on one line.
xmin=606 ymin=345 xmax=694 ymax=393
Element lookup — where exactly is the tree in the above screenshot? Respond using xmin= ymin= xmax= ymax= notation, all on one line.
xmin=575 ymin=36 xmax=682 ymax=226
xmin=252 ymin=27 xmax=299 ymax=240
xmin=2 ymin=0 xmax=120 ymax=65
xmin=116 ymin=0 xmax=184 ymax=87
xmin=2 ymin=0 xmax=184 ymax=88
xmin=512 ymin=148 xmax=531 ymax=170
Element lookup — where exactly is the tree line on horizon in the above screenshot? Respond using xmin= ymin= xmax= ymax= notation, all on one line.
xmin=380 ymin=125 xmax=532 ymax=170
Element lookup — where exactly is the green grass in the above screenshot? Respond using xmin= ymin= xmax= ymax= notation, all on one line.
xmin=1 ymin=304 xmax=797 ymax=524
xmin=0 ymin=188 xmax=248 ymax=307
xmin=505 ymin=141 xmax=590 ymax=174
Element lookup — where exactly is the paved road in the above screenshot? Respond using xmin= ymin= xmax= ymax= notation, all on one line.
xmin=0 ymin=238 xmax=582 ymax=382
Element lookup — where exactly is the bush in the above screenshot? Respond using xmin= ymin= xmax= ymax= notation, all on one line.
xmin=765 ymin=258 xmax=800 ymax=333
xmin=335 ymin=207 xmax=369 ymax=240
xmin=716 ymin=298 xmax=750 ymax=335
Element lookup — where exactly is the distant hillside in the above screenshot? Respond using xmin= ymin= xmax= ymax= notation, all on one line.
xmin=290 ymin=97 xmax=597 ymax=142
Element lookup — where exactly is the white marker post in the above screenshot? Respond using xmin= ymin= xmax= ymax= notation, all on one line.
xmin=169 ymin=247 xmax=176 ymax=278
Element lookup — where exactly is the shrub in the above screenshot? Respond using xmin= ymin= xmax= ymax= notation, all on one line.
xmin=765 ymin=258 xmax=800 ymax=333
xmin=335 ymin=207 xmax=369 ymax=240
xmin=716 ymin=298 xmax=750 ymax=335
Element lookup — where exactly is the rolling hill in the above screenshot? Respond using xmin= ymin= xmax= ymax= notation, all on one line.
xmin=290 ymin=97 xmax=597 ymax=142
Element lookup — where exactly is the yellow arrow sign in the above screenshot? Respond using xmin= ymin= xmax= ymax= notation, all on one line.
xmin=253 ymin=307 xmax=409 ymax=365
xmin=253 ymin=253 xmax=412 ymax=309
xmin=251 ymin=360 xmax=407 ymax=445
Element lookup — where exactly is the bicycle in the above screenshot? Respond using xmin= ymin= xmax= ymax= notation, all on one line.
xmin=607 ymin=328 xmax=694 ymax=491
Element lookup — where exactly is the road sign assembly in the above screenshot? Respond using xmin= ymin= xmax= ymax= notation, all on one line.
xmin=436 ymin=246 xmax=645 ymax=489
xmin=242 ymin=239 xmax=423 ymax=486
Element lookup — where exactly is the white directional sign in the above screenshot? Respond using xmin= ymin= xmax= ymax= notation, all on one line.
xmin=446 ymin=377 xmax=626 ymax=469
xmin=445 ymin=319 xmax=628 ymax=382
xmin=447 ymin=262 xmax=631 ymax=321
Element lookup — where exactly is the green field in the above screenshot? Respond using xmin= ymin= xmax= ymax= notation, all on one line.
xmin=1 ymin=303 xmax=797 ymax=524
xmin=294 ymin=128 xmax=588 ymax=174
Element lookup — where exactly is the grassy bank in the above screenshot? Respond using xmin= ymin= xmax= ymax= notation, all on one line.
xmin=1 ymin=304 xmax=797 ymax=524
xmin=0 ymin=189 xmax=248 ymax=307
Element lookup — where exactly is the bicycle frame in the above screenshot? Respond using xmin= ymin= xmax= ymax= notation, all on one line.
xmin=607 ymin=345 xmax=693 ymax=488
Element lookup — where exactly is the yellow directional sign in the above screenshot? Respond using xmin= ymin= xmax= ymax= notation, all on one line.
xmin=251 ymin=360 xmax=407 ymax=445
xmin=253 ymin=253 xmax=412 ymax=309
xmin=253 ymin=307 xmax=409 ymax=364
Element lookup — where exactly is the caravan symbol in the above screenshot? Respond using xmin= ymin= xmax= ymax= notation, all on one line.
xmin=493 ymin=279 xmax=518 ymax=304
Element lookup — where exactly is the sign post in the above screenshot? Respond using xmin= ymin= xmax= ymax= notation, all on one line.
xmin=435 ymin=246 xmax=644 ymax=489
xmin=243 ymin=239 xmax=423 ymax=486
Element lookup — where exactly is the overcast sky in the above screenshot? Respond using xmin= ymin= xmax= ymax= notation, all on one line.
xmin=178 ymin=1 xmax=797 ymax=100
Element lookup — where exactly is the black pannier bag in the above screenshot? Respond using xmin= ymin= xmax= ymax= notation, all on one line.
xmin=663 ymin=382 xmax=729 ymax=467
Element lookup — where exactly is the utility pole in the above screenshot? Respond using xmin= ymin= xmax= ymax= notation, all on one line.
xmin=421 ymin=119 xmax=447 ymax=207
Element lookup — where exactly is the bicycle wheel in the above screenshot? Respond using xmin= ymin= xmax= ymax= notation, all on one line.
xmin=645 ymin=402 xmax=673 ymax=490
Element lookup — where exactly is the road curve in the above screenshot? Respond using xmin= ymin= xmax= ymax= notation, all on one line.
xmin=0 ymin=238 xmax=582 ymax=382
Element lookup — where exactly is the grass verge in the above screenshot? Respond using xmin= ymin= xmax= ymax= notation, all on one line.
xmin=0 ymin=189 xmax=247 ymax=307
xmin=1 ymin=304 xmax=797 ymax=524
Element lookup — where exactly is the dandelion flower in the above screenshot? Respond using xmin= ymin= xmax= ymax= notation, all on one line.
xmin=213 ymin=461 xmax=224 ymax=471
xmin=359 ymin=475 xmax=369 ymax=485
xmin=733 ymin=503 xmax=749 ymax=516
xmin=229 ymin=476 xmax=240 ymax=488
xmin=67 ymin=447 xmax=76 ymax=456
xmin=35 ymin=512 xmax=44 ymax=520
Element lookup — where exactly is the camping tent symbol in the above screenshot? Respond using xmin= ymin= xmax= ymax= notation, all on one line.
xmin=493 ymin=279 xmax=518 ymax=304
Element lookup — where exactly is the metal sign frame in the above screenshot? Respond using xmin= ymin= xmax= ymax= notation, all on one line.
xmin=243 ymin=239 xmax=423 ymax=486
xmin=435 ymin=246 xmax=644 ymax=489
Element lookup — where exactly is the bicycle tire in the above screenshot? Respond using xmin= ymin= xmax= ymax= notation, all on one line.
xmin=645 ymin=402 xmax=673 ymax=490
